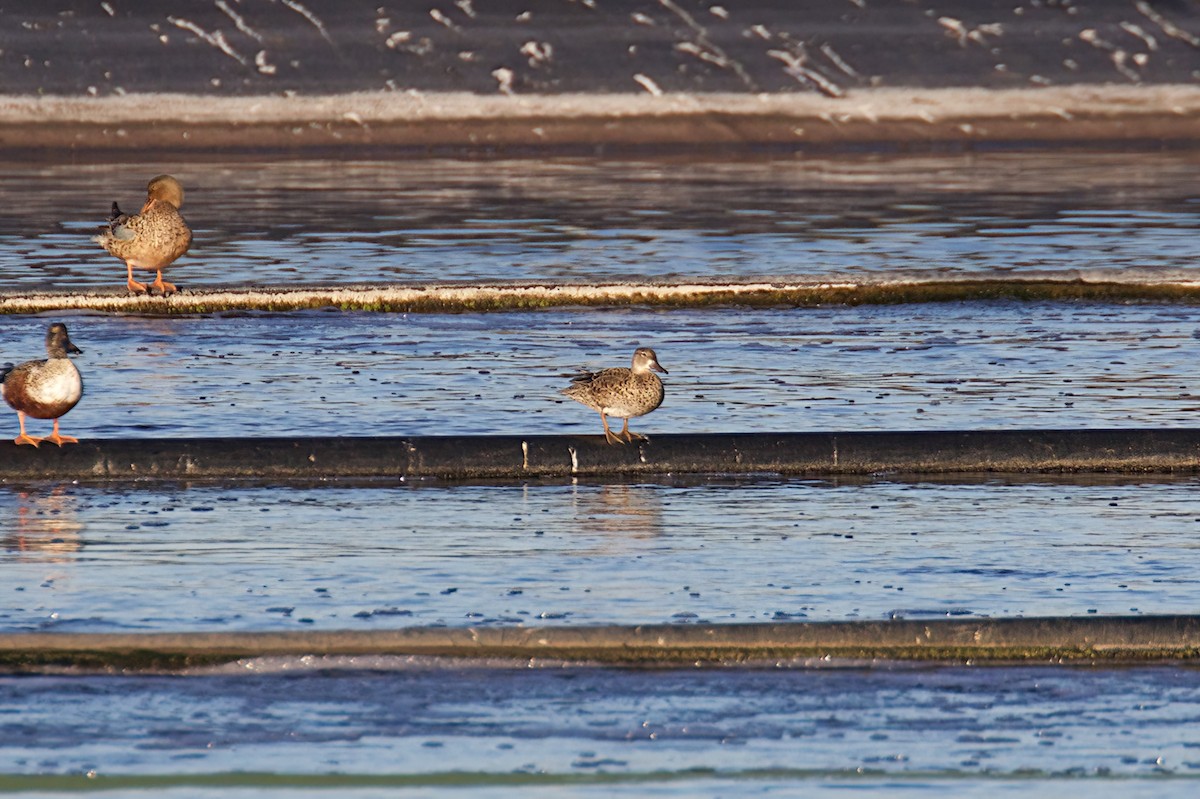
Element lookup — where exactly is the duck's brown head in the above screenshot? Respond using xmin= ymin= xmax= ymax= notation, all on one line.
xmin=146 ymin=174 xmax=185 ymax=209
xmin=631 ymin=347 xmax=667 ymax=375
xmin=46 ymin=323 xmax=82 ymax=359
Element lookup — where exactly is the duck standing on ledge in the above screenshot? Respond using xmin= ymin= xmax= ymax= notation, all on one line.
xmin=95 ymin=174 xmax=192 ymax=295
xmin=562 ymin=347 xmax=668 ymax=444
xmin=1 ymin=323 xmax=84 ymax=447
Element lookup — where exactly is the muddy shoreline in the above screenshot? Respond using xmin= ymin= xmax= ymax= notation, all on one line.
xmin=1 ymin=85 xmax=1198 ymax=152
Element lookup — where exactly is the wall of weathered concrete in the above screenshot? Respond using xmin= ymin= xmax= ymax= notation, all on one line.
xmin=1 ymin=429 xmax=1198 ymax=481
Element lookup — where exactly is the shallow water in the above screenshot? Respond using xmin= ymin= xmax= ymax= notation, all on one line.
xmin=2 ymin=477 xmax=1197 ymax=632
xmin=3 ymin=662 xmax=1200 ymax=792
xmin=0 ymin=152 xmax=1198 ymax=291
xmin=6 ymin=783 xmax=1200 ymax=799
xmin=0 ymin=301 xmax=1197 ymax=440
xmin=4 ymin=149 xmax=1200 ymax=797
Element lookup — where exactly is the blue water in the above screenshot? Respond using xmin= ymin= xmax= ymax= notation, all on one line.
xmin=3 ymin=149 xmax=1200 ymax=796
xmin=2 ymin=301 xmax=1200 ymax=441
xmin=2 ymin=477 xmax=1198 ymax=632
xmin=0 ymin=152 xmax=1197 ymax=292
xmin=3 ymin=662 xmax=1200 ymax=794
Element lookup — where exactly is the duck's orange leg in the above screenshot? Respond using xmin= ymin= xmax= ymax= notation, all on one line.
xmin=13 ymin=412 xmax=40 ymax=447
xmin=126 ymin=262 xmax=148 ymax=294
xmin=44 ymin=419 xmax=78 ymax=446
xmin=619 ymin=418 xmax=646 ymax=442
xmin=600 ymin=412 xmax=624 ymax=445
xmin=150 ymin=270 xmax=177 ymax=295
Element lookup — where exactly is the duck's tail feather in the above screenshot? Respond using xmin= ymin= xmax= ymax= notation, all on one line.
xmin=107 ymin=201 xmax=132 ymax=227
xmin=97 ymin=201 xmax=136 ymax=243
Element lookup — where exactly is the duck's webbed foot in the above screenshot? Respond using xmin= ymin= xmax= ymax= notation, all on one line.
xmin=126 ymin=263 xmax=148 ymax=294
xmin=45 ymin=420 xmax=78 ymax=446
xmin=619 ymin=419 xmax=647 ymax=442
xmin=601 ymin=413 xmax=626 ymax=445
xmin=151 ymin=270 xmax=177 ymax=296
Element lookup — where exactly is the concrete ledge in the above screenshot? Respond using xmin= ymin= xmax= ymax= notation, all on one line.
xmin=3 ymin=616 xmax=1200 ymax=671
xmin=1 ymin=430 xmax=1198 ymax=482
xmin=6 ymin=279 xmax=1200 ymax=316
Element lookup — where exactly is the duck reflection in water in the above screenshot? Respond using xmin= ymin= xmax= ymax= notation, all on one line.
xmin=4 ymin=485 xmax=84 ymax=563
xmin=569 ymin=482 xmax=664 ymax=541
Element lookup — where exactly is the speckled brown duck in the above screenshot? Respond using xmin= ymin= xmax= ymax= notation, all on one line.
xmin=562 ymin=347 xmax=667 ymax=444
xmin=95 ymin=174 xmax=192 ymax=295
xmin=1 ymin=323 xmax=84 ymax=447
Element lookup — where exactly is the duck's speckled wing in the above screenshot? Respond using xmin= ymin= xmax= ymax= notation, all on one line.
xmin=575 ymin=368 xmax=632 ymax=392
xmin=94 ymin=199 xmax=191 ymax=265
xmin=561 ymin=367 xmax=633 ymax=409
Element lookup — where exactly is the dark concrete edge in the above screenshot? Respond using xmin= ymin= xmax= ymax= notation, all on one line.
xmin=3 ymin=616 xmax=1200 ymax=671
xmin=0 ymin=430 xmax=1198 ymax=482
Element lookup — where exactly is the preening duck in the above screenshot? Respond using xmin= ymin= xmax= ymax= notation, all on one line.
xmin=95 ymin=174 xmax=192 ymax=295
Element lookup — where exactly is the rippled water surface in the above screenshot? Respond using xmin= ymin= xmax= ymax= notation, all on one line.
xmin=0 ymin=151 xmax=1198 ymax=291
xmin=0 ymin=302 xmax=1197 ymax=440
xmin=3 ymin=477 xmax=1197 ymax=632
xmin=4 ymin=149 xmax=1200 ymax=797
xmin=3 ymin=662 xmax=1200 ymax=794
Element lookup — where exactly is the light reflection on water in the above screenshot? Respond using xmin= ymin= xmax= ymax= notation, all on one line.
xmin=3 ymin=149 xmax=1199 ymax=794
xmin=0 ymin=152 xmax=1198 ymax=290
xmin=2 ymin=477 xmax=1198 ymax=632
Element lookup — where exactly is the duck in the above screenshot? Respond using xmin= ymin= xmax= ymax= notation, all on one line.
xmin=95 ymin=174 xmax=192 ymax=295
xmin=1 ymin=323 xmax=84 ymax=447
xmin=561 ymin=347 xmax=667 ymax=444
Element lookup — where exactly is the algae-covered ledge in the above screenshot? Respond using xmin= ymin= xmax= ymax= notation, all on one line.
xmin=6 ymin=279 xmax=1200 ymax=316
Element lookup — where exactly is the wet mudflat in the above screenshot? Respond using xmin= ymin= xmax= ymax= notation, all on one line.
xmin=2 ymin=477 xmax=1197 ymax=632
xmin=0 ymin=301 xmax=1196 ymax=441
xmin=1 ymin=151 xmax=1198 ymax=292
